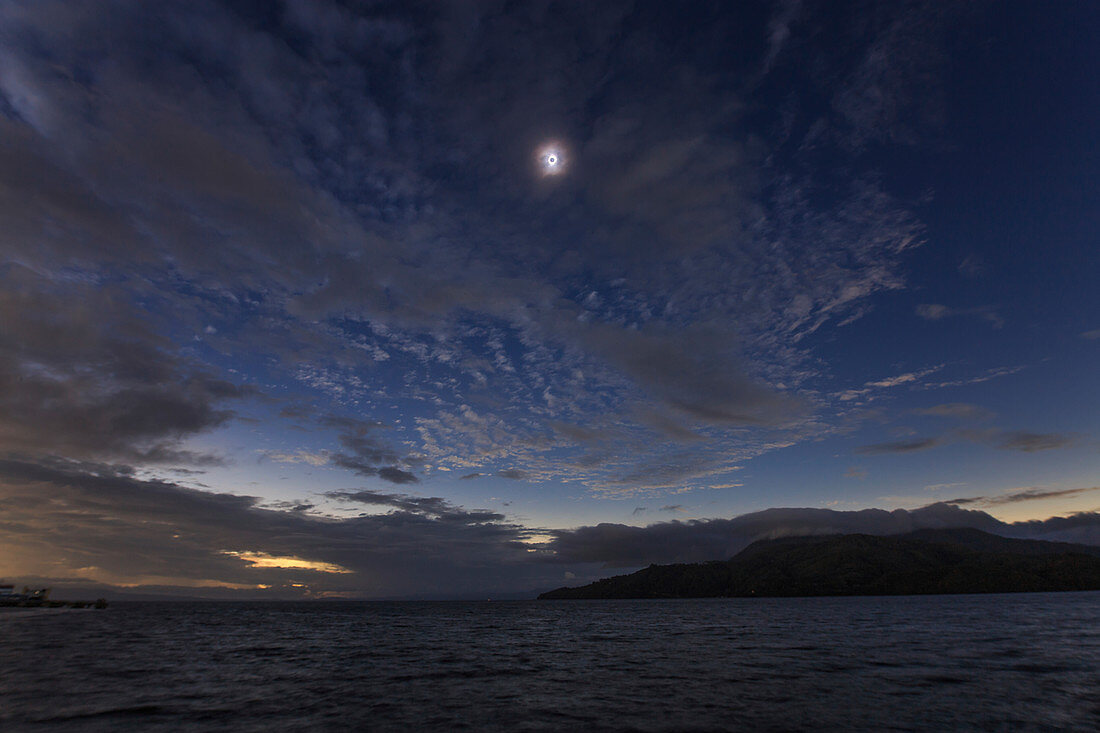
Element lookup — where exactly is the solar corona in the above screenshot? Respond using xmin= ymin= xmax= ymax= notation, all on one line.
xmin=537 ymin=142 xmax=567 ymax=176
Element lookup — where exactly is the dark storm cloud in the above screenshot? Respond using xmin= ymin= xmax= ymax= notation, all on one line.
xmin=377 ymin=467 xmax=420 ymax=485
xmin=856 ymin=437 xmax=941 ymax=455
xmin=0 ymin=268 xmax=253 ymax=465
xmin=328 ymin=454 xmax=380 ymax=478
xmin=325 ymin=490 xmax=504 ymax=524
xmin=5 ymin=453 xmax=1097 ymax=597
xmin=548 ymin=503 xmax=1100 ymax=567
xmin=329 ymin=453 xmax=419 ymax=485
xmin=0 ymin=458 xmax=550 ymax=598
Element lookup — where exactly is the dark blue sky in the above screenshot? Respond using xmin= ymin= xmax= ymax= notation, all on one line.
xmin=1 ymin=0 xmax=1098 ymax=598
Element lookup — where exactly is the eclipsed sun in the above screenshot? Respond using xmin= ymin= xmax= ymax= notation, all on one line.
xmin=536 ymin=142 xmax=568 ymax=177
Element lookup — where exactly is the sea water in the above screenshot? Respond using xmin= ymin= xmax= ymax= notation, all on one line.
xmin=3 ymin=593 xmax=1099 ymax=731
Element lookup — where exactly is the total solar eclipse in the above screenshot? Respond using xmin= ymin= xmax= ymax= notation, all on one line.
xmin=536 ymin=142 xmax=567 ymax=176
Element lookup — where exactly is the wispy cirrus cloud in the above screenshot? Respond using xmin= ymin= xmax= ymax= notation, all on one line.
xmin=954 ymin=429 xmax=1074 ymax=453
xmin=990 ymin=431 xmax=1074 ymax=453
xmin=926 ymin=365 xmax=1026 ymax=389
xmin=261 ymin=450 xmax=330 ymax=467
xmin=946 ymin=486 xmax=1100 ymax=507
xmin=912 ymin=403 xmax=993 ymax=421
xmin=916 ymin=303 xmax=1004 ymax=328
xmin=856 ymin=437 xmax=941 ymax=455
xmin=857 ymin=428 xmax=1074 ymax=456
xmin=837 ymin=365 xmax=943 ymax=402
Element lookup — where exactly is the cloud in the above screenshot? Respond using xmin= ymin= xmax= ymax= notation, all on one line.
xmin=0 ymin=457 xmax=553 ymax=598
xmin=378 ymin=467 xmax=420 ymax=484
xmin=923 ymin=482 xmax=965 ymax=493
xmin=856 ymin=437 xmax=940 ymax=455
xmin=838 ymin=366 xmax=942 ymax=401
xmin=856 ymin=428 xmax=1072 ymax=457
xmin=927 ymin=365 xmax=1025 ymax=389
xmin=0 ymin=0 xmax=941 ymax=496
xmin=548 ymin=503 xmax=1100 ymax=567
xmin=913 ymin=403 xmax=993 ymax=420
xmin=325 ymin=490 xmax=504 ymax=523
xmin=946 ymin=487 xmax=1100 ymax=507
xmin=868 ymin=372 xmax=929 ymax=389
xmin=958 ymin=254 xmax=985 ymax=278
xmin=278 ymin=405 xmax=314 ymax=420
xmin=762 ymin=0 xmax=802 ymax=73
xmin=328 ymin=454 xmax=420 ymax=484
xmin=952 ymin=428 xmax=1073 ymax=453
xmin=261 ymin=450 xmax=330 ymax=467
xmin=578 ymin=324 xmax=805 ymax=427
xmin=5 ymin=453 xmax=1099 ymax=597
xmin=826 ymin=2 xmax=959 ymax=149
xmin=593 ymin=450 xmax=753 ymax=495
xmin=915 ymin=303 xmax=951 ymax=320
xmin=0 ymin=0 xmax=1012 ymax=600
xmin=1082 ymin=329 xmax=1100 ymax=340
xmin=223 ymin=551 xmax=352 ymax=574
xmin=322 ymin=415 xmax=420 ymax=484
xmin=994 ymin=431 xmax=1073 ymax=453
xmin=0 ymin=269 xmax=253 ymax=466
xmin=916 ymin=303 xmax=1003 ymax=328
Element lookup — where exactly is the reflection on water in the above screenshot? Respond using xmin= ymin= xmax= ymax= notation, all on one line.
xmin=3 ymin=593 xmax=1100 ymax=731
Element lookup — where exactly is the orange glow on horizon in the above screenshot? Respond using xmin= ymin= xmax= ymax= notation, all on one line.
xmin=224 ymin=551 xmax=353 ymax=574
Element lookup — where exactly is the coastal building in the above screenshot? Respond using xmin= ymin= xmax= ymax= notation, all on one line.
xmin=0 ymin=584 xmax=14 ymax=596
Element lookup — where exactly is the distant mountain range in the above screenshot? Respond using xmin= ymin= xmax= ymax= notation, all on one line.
xmin=538 ymin=528 xmax=1100 ymax=599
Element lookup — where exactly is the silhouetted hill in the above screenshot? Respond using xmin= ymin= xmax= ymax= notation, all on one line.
xmin=539 ymin=528 xmax=1100 ymax=599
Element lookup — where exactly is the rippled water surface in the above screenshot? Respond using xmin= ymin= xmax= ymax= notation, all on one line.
xmin=3 ymin=593 xmax=1100 ymax=731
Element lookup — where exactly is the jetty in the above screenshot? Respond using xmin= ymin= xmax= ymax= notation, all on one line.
xmin=0 ymin=584 xmax=107 ymax=609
